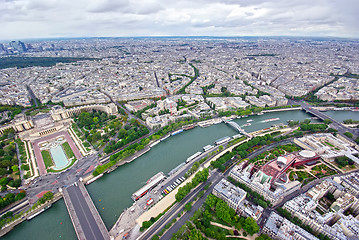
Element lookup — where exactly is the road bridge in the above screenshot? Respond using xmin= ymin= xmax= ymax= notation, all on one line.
xmin=63 ymin=181 xmax=109 ymax=240
xmin=303 ymin=107 xmax=358 ymax=138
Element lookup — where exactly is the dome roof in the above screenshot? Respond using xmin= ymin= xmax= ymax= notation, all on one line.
xmin=277 ymin=156 xmax=287 ymax=166
xmin=299 ymin=150 xmax=315 ymax=158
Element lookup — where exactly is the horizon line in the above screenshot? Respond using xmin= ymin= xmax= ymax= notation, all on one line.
xmin=1 ymin=35 xmax=359 ymax=42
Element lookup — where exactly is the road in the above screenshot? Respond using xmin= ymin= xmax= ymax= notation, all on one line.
xmin=25 ymin=154 xmax=99 ymax=203
xmin=140 ymin=138 xmax=321 ymax=239
xmin=66 ymin=184 xmax=105 ymax=240
xmin=26 ymin=85 xmax=38 ymax=107
xmin=139 ymin=169 xmax=223 ymax=240
xmin=100 ymin=90 xmax=148 ymax=128
xmin=293 ymin=100 xmax=359 ymax=139
xmin=160 ymin=171 xmax=224 ymax=240
xmin=157 ymin=138 xmax=293 ymax=197
xmin=156 ymin=138 xmax=242 ymax=196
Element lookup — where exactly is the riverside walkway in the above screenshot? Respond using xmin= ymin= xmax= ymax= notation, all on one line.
xmin=63 ymin=181 xmax=109 ymax=240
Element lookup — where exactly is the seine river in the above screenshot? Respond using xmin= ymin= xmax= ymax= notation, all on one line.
xmin=3 ymin=110 xmax=358 ymax=240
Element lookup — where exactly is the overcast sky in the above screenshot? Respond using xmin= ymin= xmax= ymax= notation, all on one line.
xmin=1 ymin=0 xmax=359 ymax=40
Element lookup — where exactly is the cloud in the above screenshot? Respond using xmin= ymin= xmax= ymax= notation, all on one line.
xmin=0 ymin=0 xmax=358 ymax=40
xmin=86 ymin=0 xmax=129 ymax=13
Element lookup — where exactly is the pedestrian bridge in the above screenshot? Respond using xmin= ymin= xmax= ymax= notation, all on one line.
xmin=63 ymin=181 xmax=110 ymax=240
xmin=225 ymin=121 xmax=251 ymax=137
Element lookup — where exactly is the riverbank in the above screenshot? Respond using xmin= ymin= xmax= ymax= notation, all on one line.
xmin=77 ymin=107 xmax=309 ymax=186
xmin=0 ymin=192 xmax=62 ymax=237
xmin=261 ymin=107 xmax=302 ymax=113
xmin=4 ymin=109 xmax=345 ymax=239
xmin=111 ymin=126 xmax=291 ymax=240
xmin=0 ymin=122 xmax=289 ymax=238
xmin=109 ymin=139 xmax=250 ymax=240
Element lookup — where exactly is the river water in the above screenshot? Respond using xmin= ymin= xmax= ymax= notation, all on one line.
xmin=324 ymin=110 xmax=359 ymax=123
xmin=3 ymin=110 xmax=358 ymax=240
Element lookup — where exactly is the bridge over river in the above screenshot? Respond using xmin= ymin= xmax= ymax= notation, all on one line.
xmin=303 ymin=106 xmax=359 ymax=139
xmin=224 ymin=120 xmax=251 ymax=137
xmin=63 ymin=181 xmax=110 ymax=240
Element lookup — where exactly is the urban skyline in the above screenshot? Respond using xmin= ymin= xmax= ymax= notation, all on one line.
xmin=1 ymin=1 xmax=359 ymax=239
xmin=1 ymin=0 xmax=359 ymax=40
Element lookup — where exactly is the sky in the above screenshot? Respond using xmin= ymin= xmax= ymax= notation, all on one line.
xmin=1 ymin=0 xmax=359 ymax=40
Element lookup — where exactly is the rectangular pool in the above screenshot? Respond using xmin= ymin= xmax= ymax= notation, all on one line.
xmin=50 ymin=145 xmax=70 ymax=170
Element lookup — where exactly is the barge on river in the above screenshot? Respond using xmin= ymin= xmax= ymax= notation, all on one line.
xmin=132 ymin=172 xmax=166 ymax=201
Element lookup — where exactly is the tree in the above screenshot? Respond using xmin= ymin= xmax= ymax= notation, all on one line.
xmin=78 ymin=112 xmax=93 ymax=129
xmin=256 ymin=234 xmax=272 ymax=240
xmin=15 ymin=192 xmax=26 ymax=201
xmin=344 ymin=131 xmax=353 ymax=139
xmin=189 ymin=229 xmax=206 ymax=240
xmin=277 ymin=207 xmax=292 ymax=219
xmin=43 ymin=191 xmax=54 ymax=201
xmin=303 ymin=119 xmax=311 ymax=124
xmin=243 ymin=217 xmax=259 ymax=235
xmin=184 ymin=202 xmax=192 ymax=211
xmin=205 ymin=194 xmax=218 ymax=209
xmin=11 ymin=165 xmax=18 ymax=172
xmin=1 ymin=160 xmax=11 ymax=167
xmin=323 ymin=119 xmax=332 ymax=125
xmin=151 ymin=235 xmax=159 ymax=240
xmin=8 ymin=179 xmax=21 ymax=188
xmin=216 ymin=199 xmax=231 ymax=223
xmin=335 ymin=156 xmax=349 ymax=168
xmin=0 ymin=168 xmax=7 ymax=176
xmin=0 ymin=177 xmax=9 ymax=186
xmin=328 ymin=128 xmax=337 ymax=133
xmin=118 ymin=128 xmax=127 ymax=139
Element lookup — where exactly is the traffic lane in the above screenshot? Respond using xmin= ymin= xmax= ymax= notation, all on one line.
xmin=161 ymin=175 xmax=221 ymax=240
xmin=146 ymin=138 xmax=273 ymax=239
xmin=27 ymin=155 xmax=96 ymax=190
xmin=142 ymin=178 xmax=211 ymax=240
xmin=67 ymin=185 xmax=105 ymax=240
xmin=144 ymin=172 xmax=222 ymax=240
xmin=150 ymin=165 xmax=241 ymax=239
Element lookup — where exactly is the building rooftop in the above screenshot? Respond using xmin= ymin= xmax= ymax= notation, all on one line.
xmin=214 ymin=179 xmax=246 ymax=206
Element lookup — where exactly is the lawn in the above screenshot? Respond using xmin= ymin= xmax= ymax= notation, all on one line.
xmin=290 ymin=170 xmax=316 ymax=185
xmin=324 ymin=141 xmax=334 ymax=147
xmin=41 ymin=150 xmax=53 ymax=169
xmin=311 ymin=164 xmax=337 ymax=177
xmin=62 ymin=142 xmax=76 ymax=159
xmin=331 ymin=161 xmax=357 ymax=172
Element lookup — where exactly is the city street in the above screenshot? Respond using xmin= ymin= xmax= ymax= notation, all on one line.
xmin=138 ymin=170 xmax=223 ymax=240
xmin=25 ymin=154 xmax=99 ymax=203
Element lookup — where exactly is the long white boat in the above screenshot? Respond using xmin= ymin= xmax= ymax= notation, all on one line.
xmin=203 ymin=145 xmax=215 ymax=152
xmin=171 ymin=129 xmax=184 ymax=136
xmin=160 ymin=135 xmax=170 ymax=141
xmin=186 ymin=152 xmax=202 ymax=163
xmin=215 ymin=136 xmax=231 ymax=145
xmin=149 ymin=140 xmax=160 ymax=148
xmin=27 ymin=204 xmax=52 ymax=221
xmin=263 ymin=117 xmax=280 ymax=122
